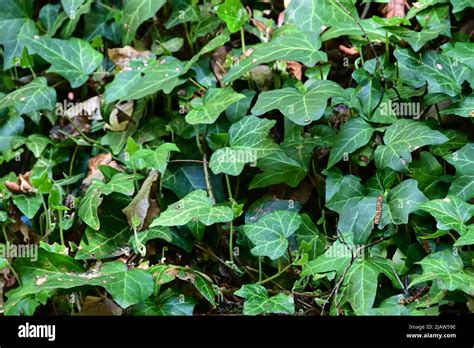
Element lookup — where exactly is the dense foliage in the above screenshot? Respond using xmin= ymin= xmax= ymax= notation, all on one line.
xmin=0 ymin=0 xmax=473 ymax=316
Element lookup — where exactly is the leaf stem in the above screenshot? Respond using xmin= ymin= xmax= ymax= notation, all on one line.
xmin=257 ymin=263 xmax=292 ymax=285
xmin=167 ymin=159 xmax=205 ymax=164
xmin=2 ymin=224 xmax=8 ymax=243
xmin=188 ymin=78 xmax=206 ymax=90
xmin=203 ymin=152 xmax=216 ymax=204
xmin=240 ymin=27 xmax=246 ymax=56
xmin=225 ymin=174 xmax=233 ymax=200
xmin=42 ymin=195 xmax=51 ymax=236
xmin=229 ymin=221 xmax=234 ymax=263
xmin=58 ymin=210 xmax=65 ymax=246
xmin=69 ymin=145 xmax=78 ymax=177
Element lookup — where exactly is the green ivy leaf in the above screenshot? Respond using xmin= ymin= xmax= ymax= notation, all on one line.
xmin=431 ymin=129 xmax=469 ymax=157
xmin=411 ymin=249 xmax=474 ymax=295
xmin=12 ymin=194 xmax=42 ymax=219
xmin=0 ymin=113 xmax=24 ymax=156
xmin=104 ymin=57 xmax=185 ymax=103
xmin=94 ymin=173 xmax=136 ymax=196
xmin=444 ymin=144 xmax=474 ymax=200
xmin=150 ymin=190 xmax=234 ymax=227
xmin=132 ymin=289 xmax=196 ymax=315
xmin=243 ymin=210 xmax=301 ymax=260
xmin=285 ymin=0 xmax=358 ymax=36
xmin=375 ymin=119 xmax=448 ymax=172
xmin=295 ymin=214 xmax=326 ymax=260
xmin=25 ymin=134 xmax=51 ymax=158
xmin=443 ymin=42 xmax=474 ymax=69
xmin=301 ymin=234 xmax=354 ymax=278
xmin=7 ymin=250 xmax=154 ymax=309
xmin=455 ymin=225 xmax=474 ymax=246
xmin=450 ymin=0 xmax=473 ymax=13
xmin=223 ymin=25 xmax=326 ymax=84
xmin=22 ymin=36 xmax=103 ymax=88
xmin=0 ymin=78 xmax=56 ymax=114
xmin=121 ymin=0 xmax=166 ymax=45
xmin=165 ymin=0 xmax=201 ymax=30
xmin=234 ymin=284 xmax=294 ymax=315
xmin=340 ymin=259 xmax=380 ymax=315
xmin=379 ymin=179 xmax=428 ymax=228
xmin=185 ymin=87 xmax=245 ymax=125
xmin=394 ymin=48 xmax=471 ymax=97
xmin=129 ymin=143 xmax=180 ymax=172
xmin=382 ymin=25 xmax=449 ymax=52
xmin=78 ymin=188 xmax=102 ymax=230
xmin=326 ymin=175 xmax=376 ymax=244
xmin=409 ymin=151 xmax=443 ymax=197
xmin=216 ymin=0 xmax=248 ymax=33
xmin=328 ymin=118 xmax=376 ymax=169
xmin=249 ymin=149 xmax=307 ymax=189
xmin=420 ymin=196 xmax=472 ymax=234
xmin=0 ymin=0 xmax=38 ymax=70
xmin=129 ymin=227 xmax=172 ymax=253
xmin=39 ymin=4 xmax=67 ymax=36
xmin=60 ymin=0 xmax=84 ymax=19
xmin=147 ymin=264 xmax=217 ymax=305
xmin=252 ymin=80 xmax=345 ymax=125
xmin=209 ymin=115 xmax=278 ymax=176
xmin=76 ymin=224 xmax=130 ymax=260
xmin=440 ymin=96 xmax=474 ymax=118
xmin=162 ymin=164 xmax=224 ymax=200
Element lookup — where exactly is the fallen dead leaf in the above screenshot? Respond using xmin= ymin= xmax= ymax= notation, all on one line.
xmin=339 ymin=45 xmax=359 ymax=56
xmin=5 ymin=172 xmax=36 ymax=194
xmin=122 ymin=171 xmax=159 ymax=231
xmin=386 ymin=0 xmax=406 ymax=18
xmin=104 ymin=101 xmax=134 ymax=132
xmin=78 ymin=296 xmax=123 ymax=316
xmin=287 ymin=61 xmax=303 ymax=80
xmin=108 ymin=46 xmax=153 ymax=70
xmin=82 ymin=153 xmax=123 ymax=188
xmin=50 ymin=115 xmax=91 ymax=141
xmin=211 ymin=46 xmax=230 ymax=84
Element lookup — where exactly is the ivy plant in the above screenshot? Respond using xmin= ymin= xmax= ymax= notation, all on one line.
xmin=0 ymin=0 xmax=473 ymax=317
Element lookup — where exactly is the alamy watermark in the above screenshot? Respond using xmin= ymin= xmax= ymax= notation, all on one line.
xmin=380 ymin=100 xmax=422 ymax=119
xmin=215 ymin=148 xmax=258 ymax=167
xmin=0 ymin=243 xmax=38 ymax=262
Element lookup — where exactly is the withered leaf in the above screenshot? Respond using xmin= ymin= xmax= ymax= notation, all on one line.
xmin=122 ymin=171 xmax=159 ymax=231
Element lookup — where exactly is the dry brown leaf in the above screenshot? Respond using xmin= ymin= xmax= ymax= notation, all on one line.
xmin=50 ymin=115 xmax=91 ymax=141
xmin=339 ymin=45 xmax=359 ymax=56
xmin=82 ymin=153 xmax=122 ymax=188
xmin=386 ymin=0 xmax=406 ymax=18
xmin=177 ymin=271 xmax=195 ymax=283
xmin=13 ymin=218 xmax=34 ymax=243
xmin=5 ymin=172 xmax=36 ymax=194
xmin=211 ymin=46 xmax=230 ymax=84
xmin=108 ymin=46 xmax=153 ymax=70
xmin=104 ymin=101 xmax=134 ymax=132
xmin=78 ymin=296 xmax=123 ymax=316
xmin=287 ymin=61 xmax=303 ymax=80
xmin=122 ymin=171 xmax=159 ymax=231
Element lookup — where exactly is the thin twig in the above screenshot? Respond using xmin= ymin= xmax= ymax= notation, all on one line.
xmin=335 ymin=0 xmax=385 ymax=81
xmin=167 ymin=159 xmax=206 ymax=164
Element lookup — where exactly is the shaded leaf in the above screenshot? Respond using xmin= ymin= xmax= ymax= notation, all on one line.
xmin=243 ymin=210 xmax=301 ymax=260
xmin=150 ymin=190 xmax=234 ymax=227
